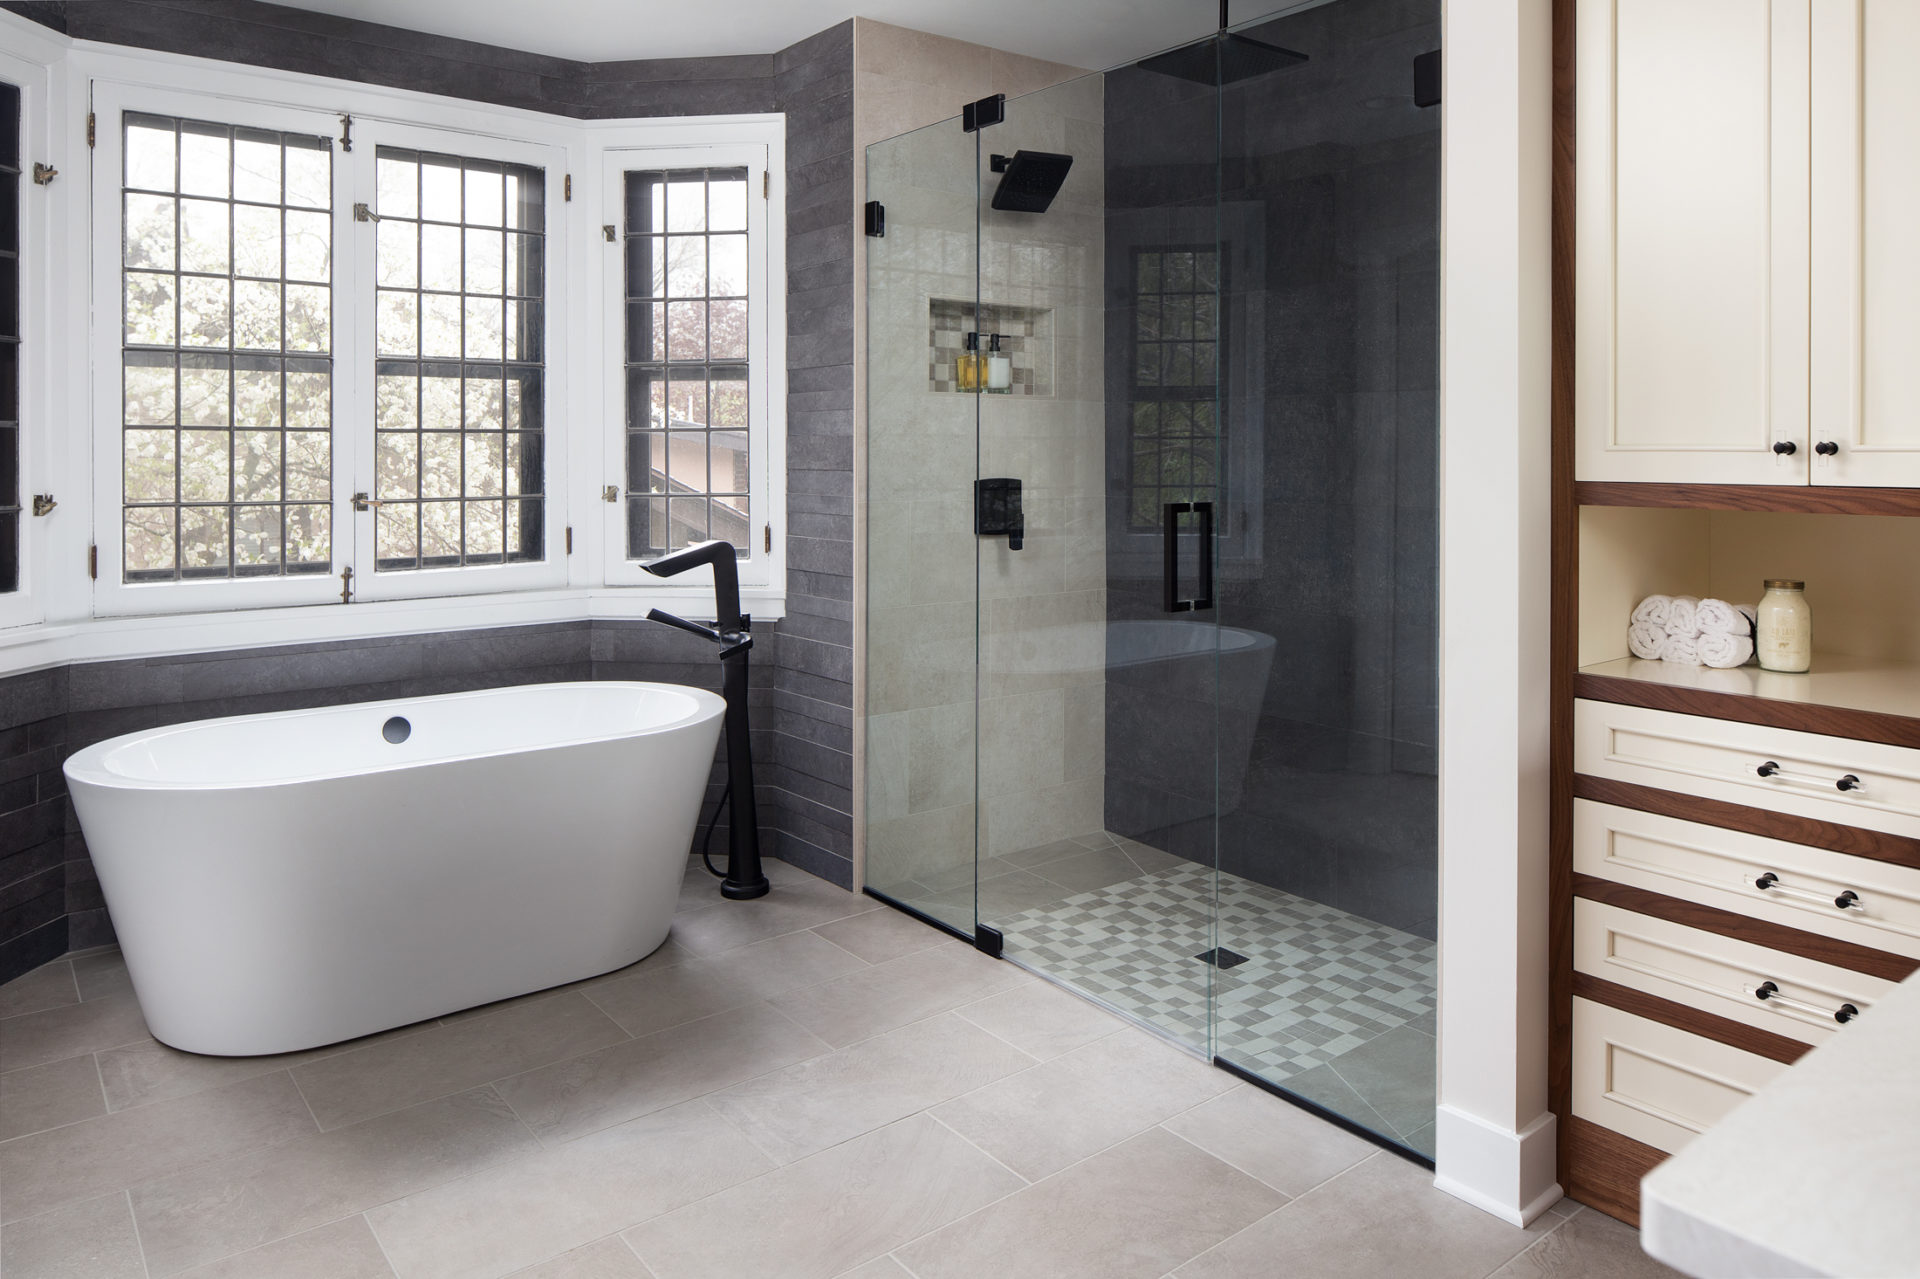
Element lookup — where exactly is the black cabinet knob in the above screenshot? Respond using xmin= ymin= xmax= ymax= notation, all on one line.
xmin=1837 ymin=773 xmax=1862 ymax=792
xmin=1773 ymin=440 xmax=1797 ymax=455
xmin=1815 ymin=441 xmax=1840 ymax=456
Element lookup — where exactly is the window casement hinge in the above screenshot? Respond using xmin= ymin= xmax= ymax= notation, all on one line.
xmin=86 ymin=112 xmax=95 ymax=149
xmin=339 ymin=113 xmax=353 ymax=153
xmin=764 ymin=523 xmax=772 ymax=554
xmin=564 ymin=174 xmax=572 ymax=202
xmin=763 ymin=171 xmax=770 ymax=200
xmin=603 ymin=224 xmax=616 ymax=243
xmin=565 ymin=525 xmax=573 ymax=554
xmin=602 ymin=484 xmax=619 ymax=503
xmin=87 ymin=544 xmax=97 ymax=580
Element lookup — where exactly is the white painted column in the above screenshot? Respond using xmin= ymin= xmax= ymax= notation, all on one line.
xmin=1433 ymin=0 xmax=1559 ymax=1226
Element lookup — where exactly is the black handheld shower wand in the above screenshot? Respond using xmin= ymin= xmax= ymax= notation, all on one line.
xmin=641 ymin=540 xmax=769 ymax=901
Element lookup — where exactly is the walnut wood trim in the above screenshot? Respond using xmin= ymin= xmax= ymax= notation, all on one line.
xmin=1576 ymin=481 xmax=1920 ymax=516
xmin=1573 ymin=973 xmax=1809 ymax=1066
xmin=1565 ymin=1115 xmax=1665 ymax=1227
xmin=1573 ymin=872 xmax=1920 ymax=982
xmin=1574 ymin=672 xmax=1920 ymax=749
xmin=1573 ymin=774 xmax=1920 ymax=870
xmin=1548 ymin=0 xmax=1578 ymax=1192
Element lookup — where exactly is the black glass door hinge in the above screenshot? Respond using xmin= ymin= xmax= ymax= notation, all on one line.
xmin=1414 ymin=50 xmax=1441 ymax=108
xmin=864 ymin=200 xmax=885 ymax=237
xmin=974 ymin=924 xmax=1004 ymax=958
xmin=962 ymin=93 xmax=1005 ymax=132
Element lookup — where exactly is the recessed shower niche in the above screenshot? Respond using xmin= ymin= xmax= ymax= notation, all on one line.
xmin=928 ymin=298 xmax=1054 ymax=396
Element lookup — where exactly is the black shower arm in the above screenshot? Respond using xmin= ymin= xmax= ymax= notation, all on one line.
xmin=640 ymin=539 xmax=744 ymax=633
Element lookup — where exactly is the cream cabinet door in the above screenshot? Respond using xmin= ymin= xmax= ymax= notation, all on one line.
xmin=1576 ymin=0 xmax=1810 ymax=484
xmin=1810 ymin=0 xmax=1920 ymax=487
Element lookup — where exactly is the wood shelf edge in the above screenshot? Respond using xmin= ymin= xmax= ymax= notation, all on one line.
xmin=1572 ymin=670 xmax=1920 ymax=749
xmin=1576 ymin=481 xmax=1920 ymax=516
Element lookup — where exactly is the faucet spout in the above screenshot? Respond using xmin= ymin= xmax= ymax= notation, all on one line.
xmin=639 ymin=540 xmax=743 ymax=632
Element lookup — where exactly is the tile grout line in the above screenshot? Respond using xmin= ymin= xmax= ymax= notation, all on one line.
xmin=361 ymin=1210 xmax=404 ymax=1279
xmin=124 ymin=1188 xmax=154 ymax=1279
xmin=1169 ymin=1150 xmax=1389 ymax=1275
xmin=923 ymin=1110 xmax=1032 ymax=1190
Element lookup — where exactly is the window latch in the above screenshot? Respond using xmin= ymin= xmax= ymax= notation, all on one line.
xmin=602 ymin=485 xmax=620 ymax=503
xmin=30 ymin=163 xmax=56 ymax=186
xmin=351 ymin=491 xmax=383 ymax=512
xmin=30 ymin=495 xmax=55 ymax=517
xmin=353 ymin=203 xmax=379 ymax=223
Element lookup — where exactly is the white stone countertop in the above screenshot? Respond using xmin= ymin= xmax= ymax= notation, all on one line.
xmin=1640 ymin=963 xmax=1920 ymax=1277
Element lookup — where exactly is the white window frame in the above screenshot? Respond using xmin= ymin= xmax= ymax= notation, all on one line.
xmin=0 ymin=38 xmax=59 ymax=633
xmin=594 ymin=119 xmax=786 ymax=597
xmin=346 ymin=116 xmax=568 ymax=604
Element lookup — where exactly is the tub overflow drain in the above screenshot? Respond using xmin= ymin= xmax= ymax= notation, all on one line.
xmin=382 ymin=716 xmax=411 ymax=744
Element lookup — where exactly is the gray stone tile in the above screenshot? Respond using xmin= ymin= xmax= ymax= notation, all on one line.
xmin=1161 ymin=1084 xmax=1375 ymax=1197
xmin=0 ymin=1051 xmax=106 ymax=1140
xmin=509 ymin=1238 xmax=655 ymax=1278
xmin=0 ymin=958 xmax=77 ymax=1018
xmin=931 ymin=1028 xmax=1233 ymax=1182
xmin=0 ymin=1191 xmax=146 ymax=1279
xmin=130 ymin=1086 xmax=539 ymax=1276
xmin=0 ymin=990 xmax=149 ymax=1074
xmin=1324 ymin=1024 xmax=1436 ymax=1143
xmin=0 ymin=1070 xmax=317 ymax=1224
xmin=667 ymin=878 xmax=875 ymax=957
xmin=952 ymin=978 xmax=1129 ymax=1061
xmin=1032 ymin=847 xmax=1152 ymax=894
xmin=70 ymin=949 xmax=132 ymax=1001
xmin=1486 ymin=1208 xmax=1683 ymax=1279
xmin=495 ymin=1001 xmax=831 ymax=1145
xmin=770 ymin=943 xmax=1029 ymax=1049
xmin=292 ymin=992 xmax=630 ymax=1131
xmin=367 ymin=1098 xmax=770 ymax=1279
xmin=809 ymin=908 xmax=951 ymax=965
xmin=624 ymin=1115 xmax=1021 ymax=1279
xmin=1174 ymin=1153 xmax=1548 ymax=1279
xmin=898 ymin=1127 xmax=1284 ymax=1279
xmin=171 ymin=1215 xmax=398 ymax=1279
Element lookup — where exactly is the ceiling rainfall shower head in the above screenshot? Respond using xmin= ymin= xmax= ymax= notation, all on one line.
xmin=1136 ymin=0 xmax=1308 ymax=86
xmin=989 ymin=150 xmax=1074 ymax=213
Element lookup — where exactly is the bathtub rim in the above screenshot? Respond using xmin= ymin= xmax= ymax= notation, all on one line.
xmin=63 ymin=679 xmax=726 ymax=792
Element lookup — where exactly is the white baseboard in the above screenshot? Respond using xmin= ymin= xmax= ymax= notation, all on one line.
xmin=1432 ymin=1104 xmax=1562 ymax=1226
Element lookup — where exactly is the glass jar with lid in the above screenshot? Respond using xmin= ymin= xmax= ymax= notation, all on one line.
xmin=1755 ymin=579 xmax=1811 ymax=673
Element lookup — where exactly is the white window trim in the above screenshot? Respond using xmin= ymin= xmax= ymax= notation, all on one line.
xmin=0 ymin=32 xmax=790 ymax=672
xmin=593 ymin=121 xmax=787 ymax=596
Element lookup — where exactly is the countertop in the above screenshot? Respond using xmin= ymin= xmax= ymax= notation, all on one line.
xmin=1640 ymin=963 xmax=1920 ymax=1277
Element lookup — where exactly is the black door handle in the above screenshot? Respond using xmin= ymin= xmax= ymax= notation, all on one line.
xmin=1163 ymin=501 xmax=1215 ymax=614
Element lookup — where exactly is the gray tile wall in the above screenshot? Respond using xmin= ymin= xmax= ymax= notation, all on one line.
xmin=0 ymin=4 xmax=858 ymax=978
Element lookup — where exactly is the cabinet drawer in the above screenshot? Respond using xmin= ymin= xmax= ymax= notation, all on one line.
xmin=1575 ymin=898 xmax=1891 ymax=1046
xmin=1572 ymin=998 xmax=1789 ymax=1155
xmin=1574 ymin=799 xmax=1920 ymax=961
xmin=1575 ymin=700 xmax=1920 ymax=839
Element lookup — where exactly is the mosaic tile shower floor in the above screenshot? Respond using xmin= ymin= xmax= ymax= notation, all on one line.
xmin=992 ymin=841 xmax=1438 ymax=1152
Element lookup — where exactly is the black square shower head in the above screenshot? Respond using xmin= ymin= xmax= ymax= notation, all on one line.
xmin=989 ymin=150 xmax=1075 ymax=213
xmin=1136 ymin=32 xmax=1308 ymax=86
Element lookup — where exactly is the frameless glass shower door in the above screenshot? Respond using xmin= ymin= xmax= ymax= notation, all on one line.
xmin=863 ymin=0 xmax=1440 ymax=1162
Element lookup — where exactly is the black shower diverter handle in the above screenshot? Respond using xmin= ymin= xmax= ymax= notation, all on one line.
xmin=975 ymin=478 xmax=1024 ymax=550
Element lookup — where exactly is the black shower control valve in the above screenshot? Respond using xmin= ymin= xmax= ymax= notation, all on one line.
xmin=975 ymin=477 xmax=1025 ymax=551
xmin=1815 ymin=440 xmax=1840 ymax=456
xmin=1773 ymin=440 xmax=1797 ymax=455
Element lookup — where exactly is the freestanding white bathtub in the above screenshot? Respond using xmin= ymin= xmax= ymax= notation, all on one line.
xmin=64 ymin=681 xmax=725 ymax=1056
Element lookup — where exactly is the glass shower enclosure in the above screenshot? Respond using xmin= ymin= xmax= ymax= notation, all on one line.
xmin=863 ymin=0 xmax=1440 ymax=1161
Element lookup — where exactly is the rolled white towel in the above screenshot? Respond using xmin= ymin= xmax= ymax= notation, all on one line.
xmin=1628 ymin=621 xmax=1667 ymax=660
xmin=1631 ymin=594 xmax=1674 ymax=627
xmin=1663 ymin=595 xmax=1702 ymax=637
xmin=1696 ymin=598 xmax=1751 ymax=636
xmin=1699 ymin=631 xmax=1754 ymax=669
xmin=1659 ymin=632 xmax=1700 ymax=665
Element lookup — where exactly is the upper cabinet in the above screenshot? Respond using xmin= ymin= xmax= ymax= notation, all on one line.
xmin=1576 ymin=0 xmax=1810 ymax=486
xmin=1579 ymin=0 xmax=1920 ymax=490
xmin=1810 ymin=0 xmax=1920 ymax=487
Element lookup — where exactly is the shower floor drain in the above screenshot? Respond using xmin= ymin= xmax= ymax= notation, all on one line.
xmin=1194 ymin=947 xmax=1249 ymax=970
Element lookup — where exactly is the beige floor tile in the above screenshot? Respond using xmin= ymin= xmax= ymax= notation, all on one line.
xmin=509 ymin=1237 xmax=655 ymax=1278
xmin=771 ymin=944 xmax=1029 ymax=1049
xmin=130 ymin=1085 xmax=538 ymax=1276
xmin=810 ymin=909 xmax=951 ymax=965
xmin=1173 ymin=1153 xmax=1549 ymax=1279
xmin=706 ymin=1011 xmax=1035 ymax=1164
xmin=624 ymin=1114 xmax=1023 ymax=1279
xmin=368 ymin=1098 xmax=771 ymax=1279
xmin=1160 ymin=1084 xmax=1374 ymax=1196
xmin=170 ymin=1215 xmax=397 ymax=1279
xmin=496 ymin=1001 xmax=830 ymax=1145
xmin=931 ymin=1029 xmax=1232 ymax=1181
xmin=999 ymin=836 xmax=1094 ymax=870
xmin=0 ymin=1070 xmax=315 ymax=1224
xmin=1031 ymin=847 xmax=1150 ymax=894
xmin=1487 ymin=1207 xmax=1683 ymax=1279
xmin=0 ymin=1191 xmax=146 ymax=1279
xmin=293 ymin=992 xmax=628 ymax=1131
xmin=0 ymin=960 xmax=79 ymax=1019
xmin=92 ymin=1018 xmax=440 ymax=1114
xmin=1 ymin=1052 xmax=105 ymax=1139
xmin=953 ymin=977 xmax=1128 ymax=1061
xmin=697 ymin=929 xmax=871 ymax=999
xmin=0 ymin=993 xmax=150 ymax=1073
xmin=832 ymin=1258 xmax=914 ymax=1279
xmin=70 ymin=951 xmax=133 ymax=1002
xmin=580 ymin=962 xmax=761 ymax=1039
xmin=897 ymin=1127 xmax=1284 ymax=1279
xmin=668 ymin=880 xmax=877 ymax=957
